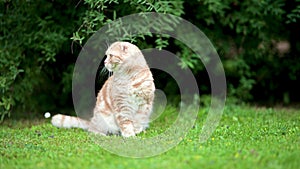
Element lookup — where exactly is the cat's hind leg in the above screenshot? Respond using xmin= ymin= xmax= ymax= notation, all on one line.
xmin=90 ymin=113 xmax=120 ymax=136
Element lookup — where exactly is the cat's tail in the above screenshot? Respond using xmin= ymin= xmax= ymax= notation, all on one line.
xmin=51 ymin=114 xmax=110 ymax=135
xmin=51 ymin=114 xmax=90 ymax=130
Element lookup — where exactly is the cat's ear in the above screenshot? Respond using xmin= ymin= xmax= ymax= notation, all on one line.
xmin=120 ymin=43 xmax=128 ymax=52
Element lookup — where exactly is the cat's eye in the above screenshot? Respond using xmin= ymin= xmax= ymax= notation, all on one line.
xmin=106 ymin=54 xmax=112 ymax=58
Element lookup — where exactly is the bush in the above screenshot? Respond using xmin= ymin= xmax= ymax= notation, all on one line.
xmin=183 ymin=0 xmax=300 ymax=102
xmin=0 ymin=0 xmax=85 ymax=120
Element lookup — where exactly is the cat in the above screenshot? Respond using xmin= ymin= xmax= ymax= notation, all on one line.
xmin=51 ymin=41 xmax=155 ymax=137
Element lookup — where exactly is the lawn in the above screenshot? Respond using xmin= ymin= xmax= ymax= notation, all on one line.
xmin=1 ymin=104 xmax=299 ymax=169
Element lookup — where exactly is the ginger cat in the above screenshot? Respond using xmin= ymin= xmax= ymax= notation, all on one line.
xmin=51 ymin=42 xmax=155 ymax=137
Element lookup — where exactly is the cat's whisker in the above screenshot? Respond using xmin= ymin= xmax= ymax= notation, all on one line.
xmin=100 ymin=67 xmax=108 ymax=75
xmin=99 ymin=66 xmax=113 ymax=78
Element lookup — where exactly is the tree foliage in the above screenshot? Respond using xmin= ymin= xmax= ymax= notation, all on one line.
xmin=184 ymin=0 xmax=300 ymax=101
xmin=0 ymin=0 xmax=85 ymax=120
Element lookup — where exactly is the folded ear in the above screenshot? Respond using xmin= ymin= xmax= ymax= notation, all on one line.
xmin=120 ymin=43 xmax=128 ymax=52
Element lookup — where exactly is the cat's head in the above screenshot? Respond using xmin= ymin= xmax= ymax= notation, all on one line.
xmin=104 ymin=41 xmax=141 ymax=72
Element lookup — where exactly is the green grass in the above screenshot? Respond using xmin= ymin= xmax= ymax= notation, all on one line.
xmin=1 ymin=104 xmax=299 ymax=169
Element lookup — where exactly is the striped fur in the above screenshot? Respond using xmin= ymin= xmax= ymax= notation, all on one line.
xmin=51 ymin=42 xmax=155 ymax=137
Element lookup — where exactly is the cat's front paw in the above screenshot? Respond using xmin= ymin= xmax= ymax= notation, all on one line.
xmin=118 ymin=120 xmax=136 ymax=137
xmin=134 ymin=126 xmax=144 ymax=134
xmin=121 ymin=130 xmax=136 ymax=137
xmin=121 ymin=124 xmax=135 ymax=137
